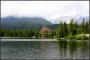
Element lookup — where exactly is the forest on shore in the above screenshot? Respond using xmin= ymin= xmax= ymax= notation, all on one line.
xmin=0 ymin=19 xmax=89 ymax=40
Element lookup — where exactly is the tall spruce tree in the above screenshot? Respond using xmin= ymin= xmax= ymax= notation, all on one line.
xmin=56 ymin=21 xmax=63 ymax=38
xmin=69 ymin=19 xmax=74 ymax=35
xmin=81 ymin=18 xmax=85 ymax=33
xmin=63 ymin=22 xmax=68 ymax=36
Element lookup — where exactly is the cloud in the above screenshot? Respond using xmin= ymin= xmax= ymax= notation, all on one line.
xmin=1 ymin=1 xmax=89 ymax=23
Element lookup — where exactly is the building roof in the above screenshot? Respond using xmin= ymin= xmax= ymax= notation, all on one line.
xmin=40 ymin=25 xmax=51 ymax=34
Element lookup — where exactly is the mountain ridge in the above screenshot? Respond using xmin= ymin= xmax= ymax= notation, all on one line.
xmin=1 ymin=16 xmax=52 ymax=30
xmin=1 ymin=16 xmax=89 ymax=30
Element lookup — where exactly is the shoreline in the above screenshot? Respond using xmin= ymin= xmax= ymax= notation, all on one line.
xmin=1 ymin=38 xmax=89 ymax=42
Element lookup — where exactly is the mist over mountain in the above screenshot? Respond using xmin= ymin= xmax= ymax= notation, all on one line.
xmin=51 ymin=16 xmax=89 ymax=24
xmin=1 ymin=16 xmax=89 ymax=30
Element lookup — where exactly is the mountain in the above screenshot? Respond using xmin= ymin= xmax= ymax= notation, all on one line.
xmin=1 ymin=16 xmax=52 ymax=30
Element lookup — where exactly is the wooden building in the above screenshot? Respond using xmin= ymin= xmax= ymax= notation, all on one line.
xmin=40 ymin=25 xmax=51 ymax=38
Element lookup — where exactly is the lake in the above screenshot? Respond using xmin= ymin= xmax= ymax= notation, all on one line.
xmin=0 ymin=39 xmax=89 ymax=60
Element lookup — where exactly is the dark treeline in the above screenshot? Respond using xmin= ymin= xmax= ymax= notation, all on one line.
xmin=0 ymin=30 xmax=39 ymax=37
xmin=0 ymin=29 xmax=56 ymax=38
xmin=56 ymin=19 xmax=89 ymax=39
xmin=0 ymin=19 xmax=89 ymax=39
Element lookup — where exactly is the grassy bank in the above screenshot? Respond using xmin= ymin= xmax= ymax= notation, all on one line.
xmin=65 ymin=33 xmax=89 ymax=40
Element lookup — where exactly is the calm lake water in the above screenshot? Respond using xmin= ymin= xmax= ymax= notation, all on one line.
xmin=1 ymin=39 xmax=89 ymax=60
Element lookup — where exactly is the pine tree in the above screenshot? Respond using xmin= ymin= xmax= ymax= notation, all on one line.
xmin=81 ymin=19 xmax=85 ymax=33
xmin=69 ymin=19 xmax=74 ymax=35
xmin=56 ymin=21 xmax=64 ymax=38
xmin=63 ymin=22 xmax=68 ymax=36
xmin=85 ymin=21 xmax=89 ymax=33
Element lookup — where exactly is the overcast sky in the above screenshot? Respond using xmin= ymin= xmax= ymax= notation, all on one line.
xmin=1 ymin=1 xmax=89 ymax=23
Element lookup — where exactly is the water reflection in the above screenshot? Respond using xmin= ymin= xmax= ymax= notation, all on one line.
xmin=58 ymin=41 xmax=67 ymax=59
xmin=58 ymin=40 xmax=89 ymax=59
xmin=1 ymin=39 xmax=89 ymax=59
xmin=68 ymin=41 xmax=79 ymax=59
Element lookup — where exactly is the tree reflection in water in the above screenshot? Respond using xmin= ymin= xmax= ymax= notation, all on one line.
xmin=58 ymin=40 xmax=89 ymax=59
